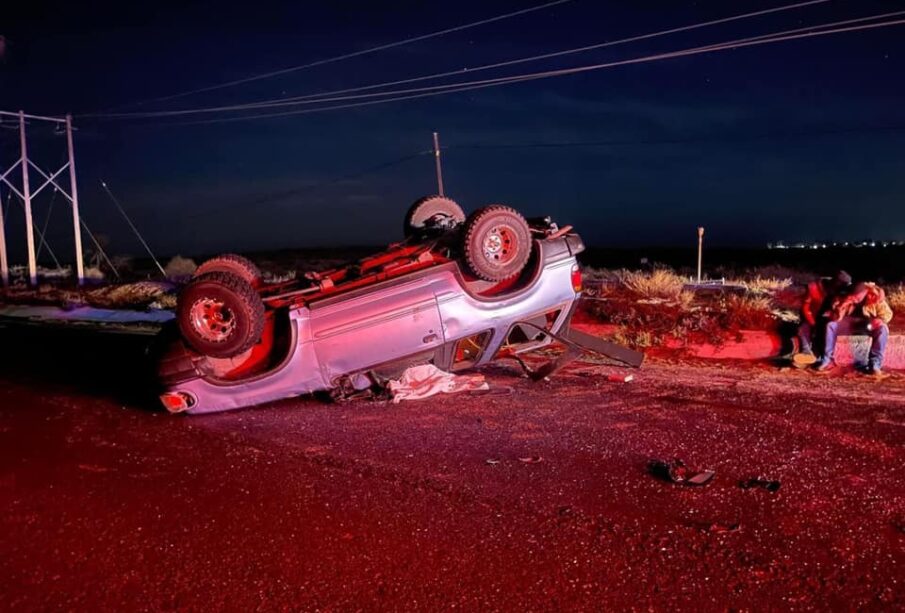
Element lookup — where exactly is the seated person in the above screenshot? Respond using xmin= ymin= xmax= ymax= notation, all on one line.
xmin=794 ymin=270 xmax=851 ymax=366
xmin=814 ymin=281 xmax=894 ymax=374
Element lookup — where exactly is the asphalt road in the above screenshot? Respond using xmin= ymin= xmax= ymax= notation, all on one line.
xmin=1 ymin=330 xmax=903 ymax=611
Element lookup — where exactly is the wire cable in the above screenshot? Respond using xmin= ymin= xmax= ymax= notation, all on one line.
xmin=157 ymin=16 xmax=905 ymax=126
xmin=100 ymin=180 xmax=166 ymax=278
xmin=95 ymin=0 xmax=577 ymax=113
xmin=110 ymin=8 xmax=905 ymax=119
xmin=86 ymin=0 xmax=832 ymax=119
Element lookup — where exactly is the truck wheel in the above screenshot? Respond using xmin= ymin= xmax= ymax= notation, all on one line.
xmin=404 ymin=195 xmax=465 ymax=238
xmin=462 ymin=205 xmax=532 ymax=281
xmin=177 ymin=272 xmax=265 ymax=358
xmin=194 ymin=254 xmax=262 ymax=288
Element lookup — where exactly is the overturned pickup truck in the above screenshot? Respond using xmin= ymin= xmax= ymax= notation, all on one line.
xmin=158 ymin=197 xmax=642 ymax=414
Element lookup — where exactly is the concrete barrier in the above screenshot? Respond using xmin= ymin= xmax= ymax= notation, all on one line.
xmin=572 ymin=321 xmax=905 ymax=370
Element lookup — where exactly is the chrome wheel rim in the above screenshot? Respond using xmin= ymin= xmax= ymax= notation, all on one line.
xmin=482 ymin=225 xmax=516 ymax=264
xmin=189 ymin=298 xmax=236 ymax=342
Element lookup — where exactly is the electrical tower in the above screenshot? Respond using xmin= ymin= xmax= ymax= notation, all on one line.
xmin=0 ymin=110 xmax=85 ymax=286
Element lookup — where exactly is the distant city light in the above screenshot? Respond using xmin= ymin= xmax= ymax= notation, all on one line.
xmin=767 ymin=239 xmax=900 ymax=249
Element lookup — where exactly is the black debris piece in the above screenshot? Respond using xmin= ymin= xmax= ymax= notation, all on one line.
xmin=739 ymin=478 xmax=781 ymax=492
xmin=647 ymin=458 xmax=715 ymax=486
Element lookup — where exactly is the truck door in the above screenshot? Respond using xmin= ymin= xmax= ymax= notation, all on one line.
xmin=308 ymin=279 xmax=444 ymax=382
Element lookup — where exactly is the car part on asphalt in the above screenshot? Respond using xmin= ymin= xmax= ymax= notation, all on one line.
xmin=648 ymin=458 xmax=715 ymax=486
xmin=738 ymin=477 xmax=781 ymax=492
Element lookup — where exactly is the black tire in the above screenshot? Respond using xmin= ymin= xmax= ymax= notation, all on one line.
xmin=403 ymin=195 xmax=465 ymax=238
xmin=194 ymin=254 xmax=262 ymax=288
xmin=461 ymin=205 xmax=532 ymax=281
xmin=176 ymin=272 xmax=265 ymax=359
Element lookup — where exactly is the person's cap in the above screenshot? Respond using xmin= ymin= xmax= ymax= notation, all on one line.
xmin=833 ymin=270 xmax=852 ymax=287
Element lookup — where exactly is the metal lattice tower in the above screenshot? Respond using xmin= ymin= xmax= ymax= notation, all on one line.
xmin=0 ymin=110 xmax=85 ymax=286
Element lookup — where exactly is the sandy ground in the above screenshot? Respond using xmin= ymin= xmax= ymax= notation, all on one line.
xmin=0 ymin=328 xmax=903 ymax=611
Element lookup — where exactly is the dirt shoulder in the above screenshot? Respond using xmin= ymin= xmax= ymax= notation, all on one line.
xmin=0 ymin=333 xmax=902 ymax=610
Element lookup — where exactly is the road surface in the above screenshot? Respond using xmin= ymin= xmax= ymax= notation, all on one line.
xmin=0 ymin=329 xmax=903 ymax=611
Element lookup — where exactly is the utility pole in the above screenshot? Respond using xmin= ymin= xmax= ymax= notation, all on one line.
xmin=432 ymin=131 xmax=445 ymax=196
xmin=696 ymin=226 xmax=705 ymax=283
xmin=66 ymin=114 xmax=85 ymax=285
xmin=0 ymin=187 xmax=7 ymax=286
xmin=19 ymin=111 xmax=37 ymax=285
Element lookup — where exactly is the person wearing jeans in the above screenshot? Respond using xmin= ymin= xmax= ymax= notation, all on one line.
xmin=794 ymin=270 xmax=852 ymax=366
xmin=814 ymin=282 xmax=894 ymax=374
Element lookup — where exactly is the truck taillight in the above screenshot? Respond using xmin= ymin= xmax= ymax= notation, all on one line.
xmin=160 ymin=391 xmax=196 ymax=414
xmin=571 ymin=263 xmax=582 ymax=293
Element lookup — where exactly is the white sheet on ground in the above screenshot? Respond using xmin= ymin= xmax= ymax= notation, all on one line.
xmin=388 ymin=364 xmax=488 ymax=404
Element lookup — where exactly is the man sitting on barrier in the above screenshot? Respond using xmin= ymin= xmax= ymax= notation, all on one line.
xmin=813 ymin=281 xmax=894 ymax=375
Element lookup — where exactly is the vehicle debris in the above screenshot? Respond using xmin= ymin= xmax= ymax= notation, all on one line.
xmin=518 ymin=456 xmax=543 ymax=464
xmin=738 ymin=477 xmax=781 ymax=492
xmin=647 ymin=458 xmax=715 ymax=486
xmin=608 ymin=373 xmax=634 ymax=383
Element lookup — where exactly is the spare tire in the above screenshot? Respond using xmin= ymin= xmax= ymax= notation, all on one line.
xmin=461 ymin=205 xmax=532 ymax=281
xmin=194 ymin=253 xmax=262 ymax=288
xmin=177 ymin=272 xmax=265 ymax=358
xmin=403 ymin=195 xmax=465 ymax=238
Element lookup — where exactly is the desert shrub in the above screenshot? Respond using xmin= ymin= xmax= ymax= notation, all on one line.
xmin=618 ymin=268 xmax=687 ymax=301
xmin=84 ymin=266 xmax=105 ymax=280
xmin=164 ymin=255 xmax=197 ymax=280
xmin=721 ymin=294 xmax=776 ymax=330
xmin=744 ymin=265 xmax=812 ymax=286
xmin=86 ymin=281 xmax=175 ymax=309
xmin=731 ymin=276 xmax=792 ymax=295
xmin=888 ymin=285 xmax=905 ymax=312
xmin=584 ymin=266 xmax=790 ymax=348
xmin=111 ymin=255 xmax=134 ymax=275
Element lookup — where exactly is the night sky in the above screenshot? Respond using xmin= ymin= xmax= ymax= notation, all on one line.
xmin=2 ymin=0 xmax=904 ymax=260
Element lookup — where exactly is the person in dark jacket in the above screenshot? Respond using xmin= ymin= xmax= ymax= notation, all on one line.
xmin=793 ymin=270 xmax=852 ymax=366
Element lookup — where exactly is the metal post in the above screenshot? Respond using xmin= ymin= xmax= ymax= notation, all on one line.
xmin=696 ymin=226 xmax=705 ymax=283
xmin=19 ymin=111 xmax=37 ymax=285
xmin=65 ymin=114 xmax=85 ymax=285
xmin=432 ymin=132 xmax=445 ymax=196
xmin=0 ymin=186 xmax=7 ymax=286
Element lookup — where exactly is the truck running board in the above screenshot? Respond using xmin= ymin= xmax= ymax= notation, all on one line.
xmin=564 ymin=328 xmax=645 ymax=368
xmin=511 ymin=321 xmax=645 ymax=382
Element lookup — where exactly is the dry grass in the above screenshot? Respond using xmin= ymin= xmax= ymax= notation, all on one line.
xmin=617 ymin=268 xmax=687 ymax=300
xmin=583 ymin=266 xmax=787 ymax=348
xmin=723 ymin=294 xmax=776 ymax=330
xmin=164 ymin=255 xmax=198 ymax=281
xmin=888 ymin=285 xmax=905 ymax=312
xmin=732 ymin=276 xmax=793 ymax=295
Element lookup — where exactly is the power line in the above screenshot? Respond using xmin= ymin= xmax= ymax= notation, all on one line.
xmin=440 ymin=124 xmax=905 ymax=150
xmin=94 ymin=0 xmax=577 ymax=113
xmin=152 ymin=16 xmax=905 ymax=126
xmin=86 ymin=0 xmax=833 ymax=119
xmin=100 ymin=180 xmax=166 ymax=278
xmin=35 ymin=187 xmax=62 ymax=267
